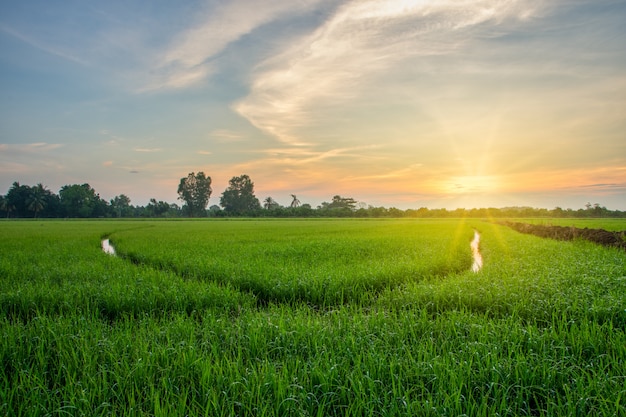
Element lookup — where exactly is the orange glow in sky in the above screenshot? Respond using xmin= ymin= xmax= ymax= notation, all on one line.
xmin=1 ymin=1 xmax=625 ymax=209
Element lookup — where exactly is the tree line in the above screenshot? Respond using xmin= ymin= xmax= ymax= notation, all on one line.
xmin=1 ymin=172 xmax=624 ymax=219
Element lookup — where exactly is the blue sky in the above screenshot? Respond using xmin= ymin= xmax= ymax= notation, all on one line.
xmin=1 ymin=0 xmax=625 ymax=210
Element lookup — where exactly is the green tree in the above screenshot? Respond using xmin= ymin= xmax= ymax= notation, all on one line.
xmin=290 ymin=194 xmax=300 ymax=208
xmin=6 ymin=182 xmax=31 ymax=217
xmin=220 ymin=174 xmax=261 ymax=215
xmin=147 ymin=198 xmax=172 ymax=217
xmin=3 ymin=182 xmax=60 ymax=218
xmin=110 ymin=194 xmax=132 ymax=218
xmin=320 ymin=195 xmax=357 ymax=211
xmin=208 ymin=205 xmax=222 ymax=216
xmin=59 ymin=183 xmax=104 ymax=218
xmin=177 ymin=172 xmax=212 ymax=217
xmin=26 ymin=183 xmax=48 ymax=218
xmin=263 ymin=196 xmax=280 ymax=210
xmin=330 ymin=195 xmax=356 ymax=210
xmin=0 ymin=195 xmax=14 ymax=218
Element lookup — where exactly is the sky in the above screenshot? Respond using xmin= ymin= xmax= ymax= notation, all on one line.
xmin=1 ymin=0 xmax=625 ymax=210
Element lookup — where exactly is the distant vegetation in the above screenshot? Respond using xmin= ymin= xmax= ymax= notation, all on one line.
xmin=2 ymin=174 xmax=624 ymax=218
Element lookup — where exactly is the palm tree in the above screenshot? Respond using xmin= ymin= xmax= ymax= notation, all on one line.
xmin=290 ymin=194 xmax=300 ymax=208
xmin=0 ymin=196 xmax=8 ymax=218
xmin=263 ymin=197 xmax=277 ymax=210
xmin=26 ymin=183 xmax=47 ymax=218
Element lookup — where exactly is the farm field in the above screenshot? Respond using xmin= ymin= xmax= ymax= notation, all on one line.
xmin=1 ymin=219 xmax=625 ymax=416
xmin=515 ymin=218 xmax=626 ymax=232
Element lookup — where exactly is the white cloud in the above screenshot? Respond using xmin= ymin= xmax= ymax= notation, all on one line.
xmin=137 ymin=65 xmax=215 ymax=92
xmin=133 ymin=147 xmax=162 ymax=153
xmin=0 ymin=25 xmax=90 ymax=66
xmin=263 ymin=144 xmax=382 ymax=165
xmin=0 ymin=161 xmax=30 ymax=174
xmin=234 ymin=0 xmax=546 ymax=145
xmin=142 ymin=0 xmax=329 ymax=92
xmin=0 ymin=142 xmax=64 ymax=153
xmin=210 ymin=129 xmax=246 ymax=142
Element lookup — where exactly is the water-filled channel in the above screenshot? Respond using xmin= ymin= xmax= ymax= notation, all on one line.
xmin=101 ymin=239 xmax=116 ymax=256
xmin=470 ymin=230 xmax=483 ymax=272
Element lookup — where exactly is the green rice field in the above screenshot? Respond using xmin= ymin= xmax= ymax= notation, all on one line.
xmin=1 ymin=219 xmax=625 ymax=416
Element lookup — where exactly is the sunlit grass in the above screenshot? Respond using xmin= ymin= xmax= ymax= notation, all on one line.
xmin=0 ymin=221 xmax=253 ymax=321
xmin=111 ymin=219 xmax=472 ymax=306
xmin=0 ymin=219 xmax=624 ymax=416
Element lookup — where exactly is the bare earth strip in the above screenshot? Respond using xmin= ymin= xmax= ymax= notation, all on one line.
xmin=501 ymin=221 xmax=626 ymax=250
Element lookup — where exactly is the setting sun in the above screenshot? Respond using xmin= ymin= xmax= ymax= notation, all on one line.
xmin=1 ymin=0 xmax=624 ymax=210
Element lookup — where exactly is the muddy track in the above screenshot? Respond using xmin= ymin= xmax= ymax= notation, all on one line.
xmin=501 ymin=221 xmax=626 ymax=250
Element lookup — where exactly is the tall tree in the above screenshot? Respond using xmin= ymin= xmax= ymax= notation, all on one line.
xmin=325 ymin=195 xmax=357 ymax=210
xmin=147 ymin=198 xmax=172 ymax=217
xmin=0 ymin=196 xmax=14 ymax=218
xmin=263 ymin=197 xmax=280 ymax=210
xmin=26 ymin=183 xmax=48 ymax=218
xmin=177 ymin=172 xmax=212 ymax=217
xmin=3 ymin=182 xmax=59 ymax=218
xmin=59 ymin=183 xmax=104 ymax=218
xmin=6 ymin=182 xmax=31 ymax=217
xmin=290 ymin=194 xmax=301 ymax=208
xmin=110 ymin=194 xmax=132 ymax=218
xmin=220 ymin=174 xmax=261 ymax=215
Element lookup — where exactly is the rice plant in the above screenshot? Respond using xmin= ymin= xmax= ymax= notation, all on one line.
xmin=0 ymin=219 xmax=624 ymax=416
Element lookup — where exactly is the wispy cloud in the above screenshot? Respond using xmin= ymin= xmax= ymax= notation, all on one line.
xmin=346 ymin=164 xmax=425 ymax=181
xmin=2 ymin=1 xmax=623 ymax=210
xmin=263 ymin=144 xmax=381 ymax=165
xmin=133 ymin=147 xmax=162 ymax=153
xmin=138 ymin=66 xmax=215 ymax=93
xmin=0 ymin=142 xmax=64 ymax=153
xmin=0 ymin=25 xmax=90 ymax=66
xmin=234 ymin=0 xmax=546 ymax=145
xmin=0 ymin=161 xmax=30 ymax=174
xmin=580 ymin=183 xmax=623 ymax=189
xmin=142 ymin=0 xmax=328 ymax=92
xmin=210 ymin=129 xmax=246 ymax=142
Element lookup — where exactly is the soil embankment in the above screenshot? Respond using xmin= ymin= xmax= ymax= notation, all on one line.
xmin=501 ymin=221 xmax=626 ymax=250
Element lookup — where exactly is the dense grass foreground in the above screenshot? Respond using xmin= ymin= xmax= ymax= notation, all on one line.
xmin=1 ymin=219 xmax=625 ymax=416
